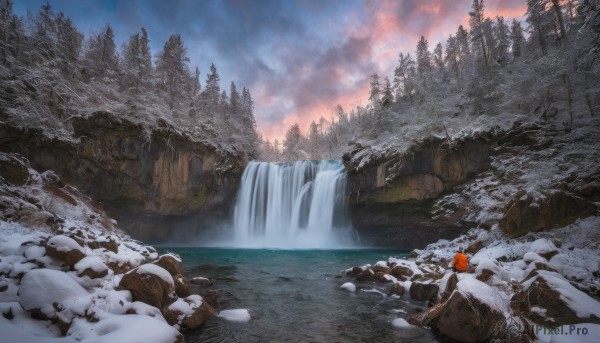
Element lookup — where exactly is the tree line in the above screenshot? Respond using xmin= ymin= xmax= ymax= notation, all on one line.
xmin=269 ymin=0 xmax=599 ymax=162
xmin=0 ymin=0 xmax=260 ymax=157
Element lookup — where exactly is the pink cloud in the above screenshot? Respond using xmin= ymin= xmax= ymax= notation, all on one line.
xmin=257 ymin=0 xmax=528 ymax=142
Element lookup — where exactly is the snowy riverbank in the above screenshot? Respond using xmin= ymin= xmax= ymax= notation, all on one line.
xmin=339 ymin=217 xmax=600 ymax=342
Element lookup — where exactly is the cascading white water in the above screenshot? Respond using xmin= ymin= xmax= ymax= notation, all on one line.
xmin=232 ymin=160 xmax=355 ymax=248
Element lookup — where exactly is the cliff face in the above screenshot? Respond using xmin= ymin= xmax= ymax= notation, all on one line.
xmin=343 ymin=135 xmax=493 ymax=248
xmin=0 ymin=111 xmax=245 ymax=241
xmin=343 ymin=121 xmax=600 ymax=249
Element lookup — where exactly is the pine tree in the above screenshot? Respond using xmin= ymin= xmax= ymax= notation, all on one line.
xmin=85 ymin=24 xmax=119 ymax=79
xmin=382 ymin=76 xmax=393 ymax=106
xmin=526 ymin=0 xmax=552 ymax=55
xmin=445 ymin=34 xmax=460 ymax=80
xmin=433 ymin=42 xmax=444 ymax=71
xmin=219 ymin=90 xmax=229 ymax=113
xmin=203 ymin=63 xmax=221 ymax=114
xmin=121 ymin=32 xmax=141 ymax=89
xmin=283 ymin=123 xmax=301 ymax=160
xmin=469 ymin=0 xmax=488 ymax=68
xmin=55 ymin=12 xmax=82 ymax=74
xmin=495 ymin=16 xmax=510 ymax=65
xmin=32 ymin=2 xmax=57 ymax=63
xmin=193 ymin=66 xmax=201 ymax=95
xmin=551 ymin=0 xmax=567 ymax=40
xmin=482 ymin=17 xmax=497 ymax=66
xmin=510 ymin=19 xmax=525 ymax=59
xmin=393 ymin=53 xmax=416 ymax=104
xmin=0 ymin=0 xmax=24 ymax=65
xmin=368 ymin=73 xmax=381 ymax=107
xmin=138 ymin=27 xmax=152 ymax=87
xmin=416 ymin=36 xmax=432 ymax=75
xmin=229 ymin=81 xmax=240 ymax=117
xmin=156 ymin=33 xmax=190 ymax=109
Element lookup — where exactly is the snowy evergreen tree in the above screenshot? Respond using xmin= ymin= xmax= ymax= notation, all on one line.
xmin=192 ymin=66 xmax=201 ymax=95
xmin=510 ymin=19 xmax=525 ymax=59
xmin=469 ymin=0 xmax=488 ymax=68
xmin=393 ymin=53 xmax=416 ymax=104
xmin=203 ymin=63 xmax=221 ymax=114
xmin=156 ymin=33 xmax=189 ymax=109
xmin=416 ymin=36 xmax=432 ymax=75
xmin=495 ymin=16 xmax=510 ymax=64
xmin=382 ymin=76 xmax=394 ymax=106
xmin=368 ymin=73 xmax=381 ymax=107
xmin=433 ymin=42 xmax=444 ymax=72
xmin=0 ymin=0 xmax=24 ymax=65
xmin=55 ymin=12 xmax=82 ymax=75
xmin=445 ymin=34 xmax=460 ymax=80
xmin=84 ymin=24 xmax=119 ymax=79
xmin=526 ymin=0 xmax=552 ymax=55
xmin=283 ymin=123 xmax=302 ymax=160
xmin=229 ymin=81 xmax=240 ymax=118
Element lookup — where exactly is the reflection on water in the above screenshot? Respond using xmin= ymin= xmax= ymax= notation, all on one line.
xmin=162 ymin=248 xmax=438 ymax=343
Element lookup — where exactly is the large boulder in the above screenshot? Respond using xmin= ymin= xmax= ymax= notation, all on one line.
xmin=511 ymin=270 xmax=600 ymax=326
xmin=45 ymin=235 xmax=86 ymax=268
xmin=119 ymin=264 xmax=176 ymax=309
xmin=409 ymin=281 xmax=439 ymax=301
xmin=409 ymin=279 xmax=509 ymax=342
xmin=19 ymin=269 xmax=89 ymax=319
xmin=154 ymin=254 xmax=184 ymax=277
xmin=390 ymin=265 xmax=414 ymax=279
xmin=500 ymin=190 xmax=597 ymax=237
xmin=162 ymin=295 xmax=216 ymax=330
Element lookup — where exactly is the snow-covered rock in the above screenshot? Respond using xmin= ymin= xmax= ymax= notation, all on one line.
xmin=119 ymin=264 xmax=176 ymax=309
xmin=19 ymin=269 xmax=89 ymax=319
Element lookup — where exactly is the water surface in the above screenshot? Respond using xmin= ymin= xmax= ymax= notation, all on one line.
xmin=162 ymin=248 xmax=437 ymax=343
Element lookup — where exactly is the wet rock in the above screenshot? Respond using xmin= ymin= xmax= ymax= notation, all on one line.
xmin=409 ymin=279 xmax=507 ymax=342
xmin=390 ymin=265 xmax=414 ymax=279
xmin=389 ymin=283 xmax=405 ymax=296
xmin=511 ymin=271 xmax=600 ymax=326
xmin=119 ymin=264 xmax=176 ymax=309
xmin=162 ymin=295 xmax=216 ymax=330
xmin=190 ymin=277 xmax=213 ymax=287
xmin=356 ymin=268 xmax=375 ymax=282
xmin=174 ymin=274 xmax=191 ymax=298
xmin=374 ymin=272 xmax=391 ymax=283
xmin=372 ymin=265 xmax=390 ymax=274
xmin=409 ymin=281 xmax=439 ymax=301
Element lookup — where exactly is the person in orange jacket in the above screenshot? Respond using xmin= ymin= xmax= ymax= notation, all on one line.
xmin=451 ymin=247 xmax=468 ymax=273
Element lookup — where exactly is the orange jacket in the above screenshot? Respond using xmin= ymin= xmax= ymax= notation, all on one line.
xmin=451 ymin=252 xmax=468 ymax=271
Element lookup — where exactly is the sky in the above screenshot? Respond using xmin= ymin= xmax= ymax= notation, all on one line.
xmin=15 ymin=0 xmax=526 ymax=142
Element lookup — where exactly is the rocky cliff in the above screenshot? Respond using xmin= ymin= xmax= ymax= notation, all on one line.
xmin=0 ymin=111 xmax=246 ymax=241
xmin=343 ymin=121 xmax=599 ymax=248
xmin=343 ymin=134 xmax=493 ymax=248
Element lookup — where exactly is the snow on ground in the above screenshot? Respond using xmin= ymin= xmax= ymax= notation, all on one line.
xmin=341 ymin=214 xmax=600 ymax=341
xmin=0 ymin=153 xmax=187 ymax=342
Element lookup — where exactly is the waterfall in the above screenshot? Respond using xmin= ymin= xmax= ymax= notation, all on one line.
xmin=232 ymin=160 xmax=355 ymax=248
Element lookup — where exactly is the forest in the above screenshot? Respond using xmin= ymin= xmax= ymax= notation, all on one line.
xmin=264 ymin=0 xmax=600 ymax=162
